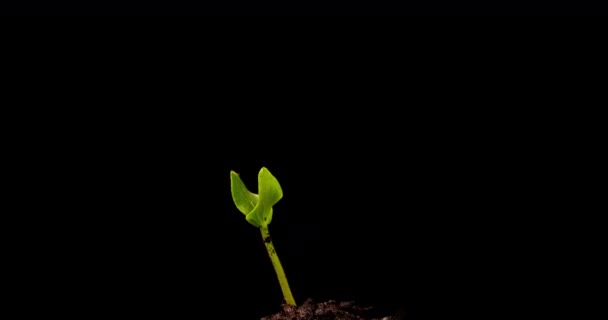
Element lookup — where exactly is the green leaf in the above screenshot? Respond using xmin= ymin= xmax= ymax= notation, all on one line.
xmin=230 ymin=171 xmax=259 ymax=215
xmin=231 ymin=167 xmax=283 ymax=228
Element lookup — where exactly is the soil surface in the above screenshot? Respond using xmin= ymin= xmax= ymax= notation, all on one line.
xmin=261 ymin=299 xmax=399 ymax=320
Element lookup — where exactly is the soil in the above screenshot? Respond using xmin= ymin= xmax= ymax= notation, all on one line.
xmin=260 ymin=299 xmax=400 ymax=320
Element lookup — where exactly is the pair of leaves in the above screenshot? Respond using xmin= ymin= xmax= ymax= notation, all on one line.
xmin=230 ymin=167 xmax=283 ymax=228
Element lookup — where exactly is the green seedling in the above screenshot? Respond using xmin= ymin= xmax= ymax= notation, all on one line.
xmin=230 ymin=167 xmax=297 ymax=307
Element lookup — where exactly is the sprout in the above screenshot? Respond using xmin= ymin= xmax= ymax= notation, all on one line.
xmin=230 ymin=167 xmax=297 ymax=307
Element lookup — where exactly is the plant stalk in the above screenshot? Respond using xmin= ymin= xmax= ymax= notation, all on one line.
xmin=260 ymin=226 xmax=296 ymax=306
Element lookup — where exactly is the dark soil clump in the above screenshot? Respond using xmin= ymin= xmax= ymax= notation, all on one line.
xmin=261 ymin=299 xmax=396 ymax=320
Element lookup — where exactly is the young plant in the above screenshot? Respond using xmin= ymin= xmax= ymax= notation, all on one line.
xmin=230 ymin=167 xmax=297 ymax=307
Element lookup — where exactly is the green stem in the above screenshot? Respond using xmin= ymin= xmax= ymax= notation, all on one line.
xmin=260 ymin=226 xmax=296 ymax=306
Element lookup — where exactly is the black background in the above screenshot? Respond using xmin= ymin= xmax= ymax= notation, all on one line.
xmin=3 ymin=0 xmax=607 ymax=15
xmin=12 ymin=114 xmax=556 ymax=319
xmin=6 ymin=46 xmax=580 ymax=319
xmin=4 ymin=23 xmax=597 ymax=317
